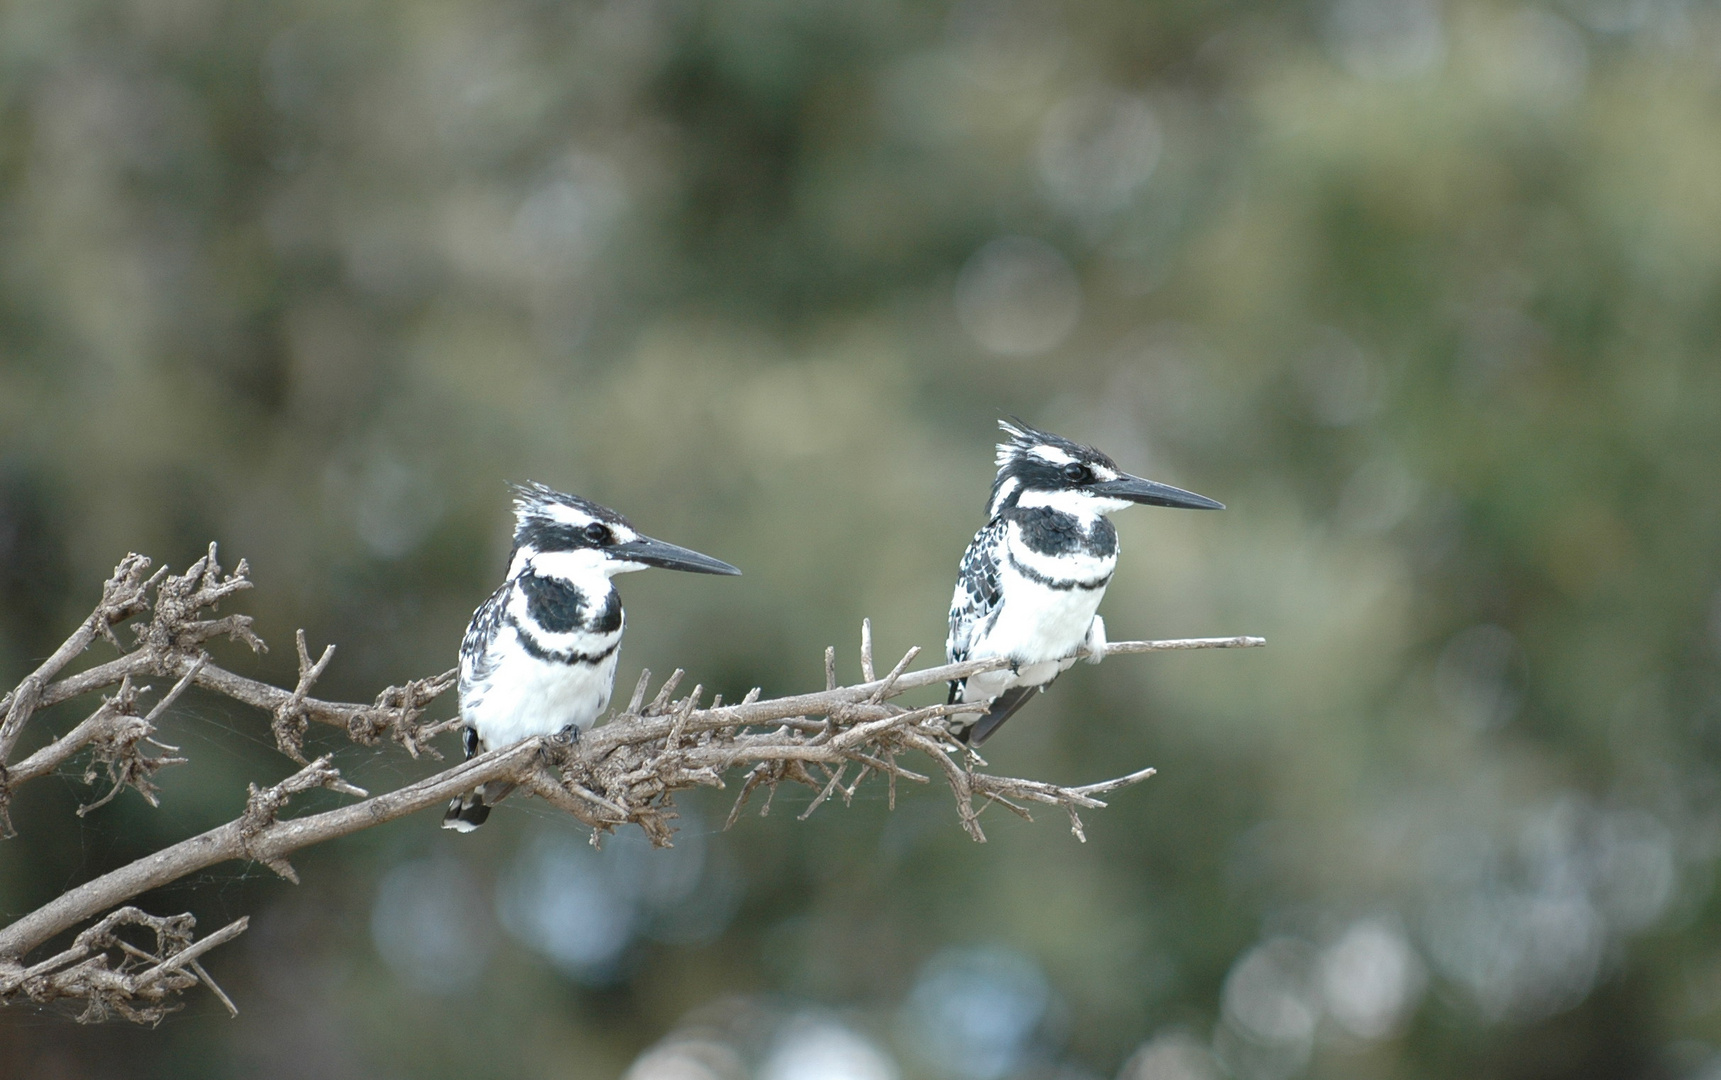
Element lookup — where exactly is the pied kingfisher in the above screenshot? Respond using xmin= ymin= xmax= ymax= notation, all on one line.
xmin=945 ymin=420 xmax=1223 ymax=746
xmin=443 ymin=482 xmax=740 ymax=831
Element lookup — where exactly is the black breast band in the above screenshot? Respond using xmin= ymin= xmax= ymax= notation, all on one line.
xmin=1005 ymin=551 xmax=1112 ymax=591
xmin=505 ymin=613 xmax=623 ymax=665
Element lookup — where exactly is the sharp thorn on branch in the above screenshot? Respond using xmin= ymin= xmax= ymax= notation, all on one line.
xmin=647 ymin=670 xmax=685 ymax=715
xmin=627 ymin=668 xmax=652 ymax=714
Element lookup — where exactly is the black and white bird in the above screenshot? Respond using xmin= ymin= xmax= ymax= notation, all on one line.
xmin=443 ymin=483 xmax=740 ymax=831
xmin=945 ymin=420 xmax=1224 ymax=746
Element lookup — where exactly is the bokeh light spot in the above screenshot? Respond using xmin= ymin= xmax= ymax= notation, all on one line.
xmin=954 ymin=237 xmax=1082 ymax=357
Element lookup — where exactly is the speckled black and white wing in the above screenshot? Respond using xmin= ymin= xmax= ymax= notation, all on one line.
xmin=444 ymin=582 xmax=513 ymax=831
xmin=946 ymin=518 xmax=1007 ymax=698
xmin=457 ymin=581 xmax=511 ymax=713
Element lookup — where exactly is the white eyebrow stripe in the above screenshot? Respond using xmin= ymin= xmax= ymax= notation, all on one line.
xmin=543 ymin=503 xmax=597 ymax=527
xmin=1030 ymin=445 xmax=1075 ymax=465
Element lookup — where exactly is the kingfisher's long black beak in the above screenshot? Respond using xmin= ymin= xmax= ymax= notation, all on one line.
xmin=611 ymin=535 xmax=742 ymax=575
xmin=1091 ymin=474 xmax=1225 ymax=510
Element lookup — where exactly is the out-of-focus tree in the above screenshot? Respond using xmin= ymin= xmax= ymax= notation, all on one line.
xmin=3 ymin=0 xmax=1721 ymax=1078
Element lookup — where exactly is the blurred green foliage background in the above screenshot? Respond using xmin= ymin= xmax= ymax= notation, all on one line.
xmin=3 ymin=0 xmax=1721 ymax=1077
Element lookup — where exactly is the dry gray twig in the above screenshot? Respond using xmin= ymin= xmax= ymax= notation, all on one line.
xmin=0 ymin=547 xmax=1264 ymax=1024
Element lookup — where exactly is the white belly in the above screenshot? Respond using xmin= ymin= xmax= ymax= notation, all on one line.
xmin=960 ymin=574 xmax=1106 ymax=705
xmin=463 ymin=635 xmax=619 ymax=747
xmin=977 ymin=576 xmax=1106 ymax=667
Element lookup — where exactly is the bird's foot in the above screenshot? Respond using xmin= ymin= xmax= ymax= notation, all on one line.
xmin=1083 ymin=615 xmax=1107 ymax=665
xmin=539 ymin=724 xmax=583 ymax=767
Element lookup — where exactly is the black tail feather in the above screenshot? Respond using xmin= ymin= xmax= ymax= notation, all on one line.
xmin=441 ymin=773 xmax=518 ymax=833
xmin=965 ymin=684 xmax=1045 ymax=746
xmin=442 ymin=791 xmax=493 ymax=832
xmin=443 ymin=724 xmax=489 ymax=832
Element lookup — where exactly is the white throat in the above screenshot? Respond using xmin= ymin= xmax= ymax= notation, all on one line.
xmin=1013 ymin=488 xmax=1128 ymax=518
xmin=512 ymin=547 xmax=616 ymax=584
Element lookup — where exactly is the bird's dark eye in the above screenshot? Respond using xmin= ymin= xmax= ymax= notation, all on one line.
xmin=1063 ymin=462 xmax=1091 ymax=483
xmin=583 ymin=522 xmax=611 ymax=545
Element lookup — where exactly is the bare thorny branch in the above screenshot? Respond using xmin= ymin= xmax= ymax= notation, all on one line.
xmin=0 ymin=549 xmax=1264 ymax=1024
